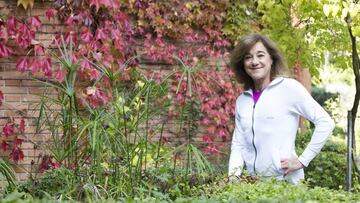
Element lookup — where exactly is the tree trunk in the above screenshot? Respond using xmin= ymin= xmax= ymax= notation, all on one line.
xmin=348 ymin=22 xmax=360 ymax=184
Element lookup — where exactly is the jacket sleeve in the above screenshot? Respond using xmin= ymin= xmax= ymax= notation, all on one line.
xmin=228 ymin=97 xmax=246 ymax=176
xmin=290 ymin=80 xmax=335 ymax=167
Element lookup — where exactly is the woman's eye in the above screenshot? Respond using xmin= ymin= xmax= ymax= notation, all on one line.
xmin=245 ymin=56 xmax=252 ymax=59
xmin=257 ymin=54 xmax=264 ymax=57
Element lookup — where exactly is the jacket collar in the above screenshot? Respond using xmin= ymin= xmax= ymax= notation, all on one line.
xmin=244 ymin=77 xmax=285 ymax=95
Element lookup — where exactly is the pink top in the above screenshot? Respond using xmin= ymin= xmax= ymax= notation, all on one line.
xmin=253 ymin=89 xmax=262 ymax=104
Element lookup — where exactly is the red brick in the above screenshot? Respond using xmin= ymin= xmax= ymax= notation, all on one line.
xmin=21 ymin=80 xmax=44 ymax=87
xmin=4 ymin=95 xmax=21 ymax=102
xmin=0 ymin=70 xmax=30 ymax=79
xmin=36 ymin=33 xmax=57 ymax=41
xmin=4 ymin=80 xmax=22 ymax=86
xmin=1 ymin=86 xmax=28 ymax=94
xmin=26 ymin=133 xmax=52 ymax=141
xmin=22 ymin=94 xmax=41 ymax=102
xmin=28 ymin=87 xmax=55 ymax=94
xmin=41 ymin=24 xmax=66 ymax=33
xmin=21 ymin=142 xmax=35 ymax=150
xmin=0 ymin=102 xmax=28 ymax=111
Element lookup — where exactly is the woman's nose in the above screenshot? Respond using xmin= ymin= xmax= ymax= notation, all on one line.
xmin=251 ymin=57 xmax=259 ymax=65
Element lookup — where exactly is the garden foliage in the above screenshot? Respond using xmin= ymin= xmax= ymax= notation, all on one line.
xmin=0 ymin=0 xmax=359 ymax=201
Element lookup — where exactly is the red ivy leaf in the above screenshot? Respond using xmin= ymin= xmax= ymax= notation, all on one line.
xmin=0 ymin=90 xmax=3 ymax=106
xmin=54 ymin=68 xmax=65 ymax=82
xmin=39 ymin=155 xmax=59 ymax=172
xmin=0 ymin=43 xmax=12 ymax=57
xmin=89 ymin=0 xmax=111 ymax=12
xmin=16 ymin=24 xmax=35 ymax=48
xmin=34 ymin=44 xmax=45 ymax=55
xmin=19 ymin=119 xmax=25 ymax=134
xmin=111 ymin=28 xmax=121 ymax=40
xmin=80 ymin=28 xmax=93 ymax=43
xmin=42 ymin=58 xmax=52 ymax=78
xmin=45 ymin=8 xmax=57 ymax=20
xmin=65 ymin=15 xmax=80 ymax=26
xmin=28 ymin=58 xmax=40 ymax=72
xmin=16 ymin=58 xmax=28 ymax=72
xmin=28 ymin=16 xmax=42 ymax=30
xmin=95 ymin=28 xmax=107 ymax=40
xmin=14 ymin=137 xmax=23 ymax=146
xmin=3 ymin=122 xmax=14 ymax=137
xmin=6 ymin=16 xmax=18 ymax=35
xmin=0 ymin=140 xmax=9 ymax=151
xmin=9 ymin=147 xmax=24 ymax=162
xmin=80 ymin=59 xmax=92 ymax=69
xmin=64 ymin=31 xmax=77 ymax=45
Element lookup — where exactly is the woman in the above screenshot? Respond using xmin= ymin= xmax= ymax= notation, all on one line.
xmin=228 ymin=33 xmax=335 ymax=184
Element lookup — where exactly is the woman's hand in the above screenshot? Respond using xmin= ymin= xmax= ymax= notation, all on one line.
xmin=280 ymin=156 xmax=304 ymax=176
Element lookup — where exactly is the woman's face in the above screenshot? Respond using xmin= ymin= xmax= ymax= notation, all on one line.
xmin=243 ymin=41 xmax=273 ymax=86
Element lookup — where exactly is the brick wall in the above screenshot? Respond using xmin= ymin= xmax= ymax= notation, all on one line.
xmin=0 ymin=0 xmax=229 ymax=182
xmin=0 ymin=0 xmax=62 ymax=181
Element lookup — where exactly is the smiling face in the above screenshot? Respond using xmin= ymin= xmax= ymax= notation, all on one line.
xmin=244 ymin=41 xmax=273 ymax=90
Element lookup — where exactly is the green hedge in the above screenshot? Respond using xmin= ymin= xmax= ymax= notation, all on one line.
xmin=3 ymin=180 xmax=360 ymax=203
xmin=295 ymin=128 xmax=358 ymax=190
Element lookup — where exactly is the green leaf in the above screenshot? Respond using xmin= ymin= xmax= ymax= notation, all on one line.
xmin=352 ymin=26 xmax=360 ymax=37
xmin=323 ymin=4 xmax=331 ymax=17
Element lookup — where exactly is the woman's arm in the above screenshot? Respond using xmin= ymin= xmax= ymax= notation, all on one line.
xmin=290 ymin=80 xmax=335 ymax=167
xmin=228 ymin=97 xmax=246 ymax=177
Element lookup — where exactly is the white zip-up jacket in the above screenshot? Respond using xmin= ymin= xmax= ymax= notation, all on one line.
xmin=228 ymin=77 xmax=335 ymax=184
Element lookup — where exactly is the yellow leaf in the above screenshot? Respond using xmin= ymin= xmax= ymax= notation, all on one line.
xmin=331 ymin=5 xmax=340 ymax=17
xmin=323 ymin=4 xmax=331 ymax=17
xmin=349 ymin=3 xmax=360 ymax=19
xmin=341 ymin=8 xmax=349 ymax=22
xmin=17 ymin=0 xmax=34 ymax=10
xmin=352 ymin=26 xmax=360 ymax=37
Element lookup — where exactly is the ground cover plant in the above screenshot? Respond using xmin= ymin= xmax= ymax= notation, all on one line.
xmin=2 ymin=178 xmax=360 ymax=203
xmin=0 ymin=0 xmax=360 ymax=202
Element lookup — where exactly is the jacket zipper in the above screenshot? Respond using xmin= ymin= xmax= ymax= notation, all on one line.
xmin=252 ymin=103 xmax=257 ymax=174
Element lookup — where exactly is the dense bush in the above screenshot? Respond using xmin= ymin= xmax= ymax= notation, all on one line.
xmin=16 ymin=167 xmax=77 ymax=199
xmin=311 ymin=87 xmax=339 ymax=107
xmin=295 ymin=127 xmax=357 ymax=190
xmin=209 ymin=179 xmax=360 ymax=203
xmin=2 ymin=179 xmax=360 ymax=203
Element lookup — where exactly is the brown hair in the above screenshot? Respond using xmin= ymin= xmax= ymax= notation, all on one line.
xmin=230 ymin=33 xmax=287 ymax=90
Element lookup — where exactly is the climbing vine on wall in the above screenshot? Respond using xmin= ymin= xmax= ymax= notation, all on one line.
xmin=0 ymin=0 xmax=241 ymax=164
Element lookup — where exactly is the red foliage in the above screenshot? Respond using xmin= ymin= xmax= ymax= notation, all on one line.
xmin=28 ymin=16 xmax=42 ymax=30
xmin=3 ymin=122 xmax=14 ymax=137
xmin=0 ymin=90 xmax=3 ymax=105
xmin=0 ymin=43 xmax=12 ymax=57
xmin=45 ymin=8 xmax=57 ymax=20
xmin=19 ymin=119 xmax=25 ymax=134
xmin=1 ymin=120 xmax=26 ymax=161
xmin=10 ymin=147 xmax=24 ymax=162
xmin=1 ymin=140 xmax=9 ymax=151
xmin=16 ymin=58 xmax=28 ymax=72
xmin=0 ymin=0 xmax=238 ymax=159
xmin=14 ymin=137 xmax=23 ymax=146
xmin=39 ymin=155 xmax=59 ymax=172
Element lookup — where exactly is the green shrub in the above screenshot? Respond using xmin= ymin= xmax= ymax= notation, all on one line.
xmin=311 ymin=87 xmax=339 ymax=107
xmin=295 ymin=128 xmax=356 ymax=190
xmin=3 ymin=177 xmax=360 ymax=203
xmin=121 ymin=179 xmax=360 ymax=203
xmin=210 ymin=179 xmax=360 ymax=203
xmin=16 ymin=167 xmax=78 ymax=200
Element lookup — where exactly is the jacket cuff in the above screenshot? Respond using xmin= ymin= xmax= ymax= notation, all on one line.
xmin=298 ymin=155 xmax=309 ymax=167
